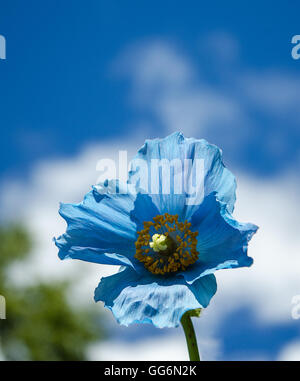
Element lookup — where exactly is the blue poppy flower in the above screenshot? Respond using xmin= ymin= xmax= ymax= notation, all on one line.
xmin=54 ymin=132 xmax=258 ymax=328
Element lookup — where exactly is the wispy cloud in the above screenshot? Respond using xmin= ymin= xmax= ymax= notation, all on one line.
xmin=115 ymin=39 xmax=242 ymax=137
xmin=115 ymin=36 xmax=300 ymax=175
xmin=240 ymin=71 xmax=300 ymax=117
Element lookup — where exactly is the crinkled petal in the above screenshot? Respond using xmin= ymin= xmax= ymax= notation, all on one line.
xmin=94 ymin=267 xmax=217 ymax=328
xmin=54 ymin=181 xmax=138 ymax=267
xmin=180 ymin=193 xmax=258 ymax=283
xmin=128 ymin=132 xmax=236 ymax=220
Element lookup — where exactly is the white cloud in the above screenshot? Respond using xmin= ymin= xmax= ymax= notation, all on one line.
xmin=115 ymin=40 xmax=243 ymax=137
xmin=155 ymin=89 xmax=241 ymax=136
xmin=117 ymin=37 xmax=300 ymax=150
xmin=213 ymin=174 xmax=300 ymax=324
xmin=114 ymin=40 xmax=194 ymax=97
xmin=0 ymin=138 xmax=139 ymax=293
xmin=88 ymin=331 xmax=219 ymax=361
xmin=278 ymin=340 xmax=300 ymax=361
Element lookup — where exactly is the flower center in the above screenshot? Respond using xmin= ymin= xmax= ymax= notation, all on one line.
xmin=134 ymin=213 xmax=199 ymax=275
xmin=149 ymin=234 xmax=169 ymax=252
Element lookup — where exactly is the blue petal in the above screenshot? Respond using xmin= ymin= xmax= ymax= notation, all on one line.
xmin=180 ymin=193 xmax=258 ymax=283
xmin=94 ymin=267 xmax=217 ymax=328
xmin=128 ymin=132 xmax=237 ymax=220
xmin=129 ymin=193 xmax=160 ymax=232
xmin=54 ymin=181 xmax=138 ymax=267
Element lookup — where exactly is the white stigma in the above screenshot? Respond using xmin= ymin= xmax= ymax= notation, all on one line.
xmin=149 ymin=234 xmax=168 ymax=252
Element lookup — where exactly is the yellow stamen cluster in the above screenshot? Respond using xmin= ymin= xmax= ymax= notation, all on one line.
xmin=134 ymin=213 xmax=199 ymax=275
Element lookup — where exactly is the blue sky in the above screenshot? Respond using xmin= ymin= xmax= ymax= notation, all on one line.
xmin=1 ymin=1 xmax=300 ymax=179
xmin=1 ymin=0 xmax=300 ymax=360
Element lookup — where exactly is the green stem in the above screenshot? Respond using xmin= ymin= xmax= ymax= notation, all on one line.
xmin=180 ymin=310 xmax=200 ymax=361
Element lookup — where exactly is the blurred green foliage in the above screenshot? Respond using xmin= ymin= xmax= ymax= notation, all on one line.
xmin=0 ymin=225 xmax=104 ymax=360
